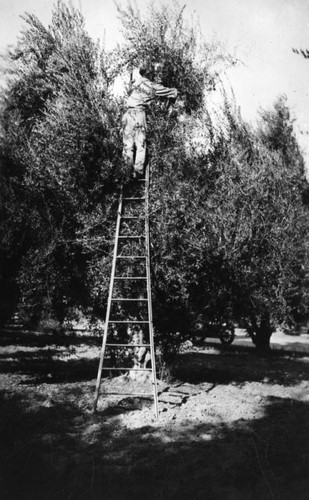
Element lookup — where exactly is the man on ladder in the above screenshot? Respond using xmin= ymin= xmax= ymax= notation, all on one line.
xmin=122 ymin=62 xmax=178 ymax=179
xmin=93 ymin=62 xmax=177 ymax=416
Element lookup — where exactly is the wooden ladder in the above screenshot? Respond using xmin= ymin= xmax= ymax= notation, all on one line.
xmin=93 ymin=166 xmax=159 ymax=417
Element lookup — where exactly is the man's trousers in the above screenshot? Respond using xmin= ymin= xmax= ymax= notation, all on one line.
xmin=122 ymin=108 xmax=146 ymax=174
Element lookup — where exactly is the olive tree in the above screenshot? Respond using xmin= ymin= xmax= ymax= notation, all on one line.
xmin=1 ymin=0 xmax=307 ymax=357
xmin=0 ymin=0 xmax=124 ymax=327
xmin=115 ymin=2 xmax=308 ymax=354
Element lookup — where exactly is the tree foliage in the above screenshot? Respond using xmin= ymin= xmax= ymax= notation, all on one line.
xmin=114 ymin=0 xmax=235 ymax=112
xmin=0 ymin=0 xmax=124 ymax=326
xmin=0 ymin=0 xmax=308 ymax=356
xmin=148 ymin=98 xmax=308 ymax=353
xmin=292 ymin=47 xmax=309 ymax=59
xmin=112 ymin=2 xmax=308 ymax=353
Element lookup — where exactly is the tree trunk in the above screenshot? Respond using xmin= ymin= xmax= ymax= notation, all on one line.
xmin=127 ymin=326 xmax=150 ymax=381
xmin=246 ymin=313 xmax=274 ymax=355
xmin=254 ymin=325 xmax=272 ymax=354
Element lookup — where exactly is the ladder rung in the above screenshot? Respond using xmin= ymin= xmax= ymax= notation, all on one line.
xmin=106 ymin=343 xmax=151 ymax=347
xmin=123 ymin=197 xmax=145 ymax=201
xmin=114 ymin=277 xmax=147 ymax=280
xmin=111 ymin=298 xmax=147 ymax=301
xmin=109 ymin=320 xmax=149 ymax=324
xmin=101 ymin=392 xmax=153 ymax=397
xmin=121 ymin=216 xmax=144 ymax=219
xmin=116 ymin=255 xmax=146 ymax=259
xmin=118 ymin=235 xmax=145 ymax=239
xmin=101 ymin=367 xmax=152 ymax=371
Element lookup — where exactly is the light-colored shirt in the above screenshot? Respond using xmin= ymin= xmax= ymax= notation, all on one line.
xmin=126 ymin=69 xmax=178 ymax=109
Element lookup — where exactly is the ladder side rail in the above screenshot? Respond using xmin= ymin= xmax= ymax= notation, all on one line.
xmin=145 ymin=166 xmax=159 ymax=418
xmin=93 ymin=189 xmax=124 ymax=412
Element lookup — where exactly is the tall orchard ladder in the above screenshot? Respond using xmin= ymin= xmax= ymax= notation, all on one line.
xmin=93 ymin=166 xmax=159 ymax=417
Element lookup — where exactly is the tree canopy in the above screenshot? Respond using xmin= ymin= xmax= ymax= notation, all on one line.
xmin=0 ymin=0 xmax=308 ymax=353
xmin=0 ymin=0 xmax=124 ymax=327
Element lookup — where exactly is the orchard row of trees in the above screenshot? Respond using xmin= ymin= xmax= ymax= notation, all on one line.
xmin=0 ymin=0 xmax=308 ymax=352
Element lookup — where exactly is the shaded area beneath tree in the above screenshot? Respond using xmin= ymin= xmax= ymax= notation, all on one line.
xmin=1 ymin=336 xmax=309 ymax=499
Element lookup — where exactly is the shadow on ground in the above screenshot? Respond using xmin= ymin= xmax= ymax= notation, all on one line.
xmin=1 ymin=331 xmax=309 ymax=387
xmin=0 ymin=389 xmax=308 ymax=500
xmin=0 ymin=331 xmax=100 ymax=349
xmin=173 ymin=349 xmax=309 ymax=386
xmin=0 ymin=331 xmax=101 ymax=383
xmin=1 ymin=332 xmax=309 ymax=499
xmin=0 ymin=354 xmax=99 ymax=383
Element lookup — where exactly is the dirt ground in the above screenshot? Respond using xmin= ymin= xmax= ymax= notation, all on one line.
xmin=0 ymin=331 xmax=309 ymax=500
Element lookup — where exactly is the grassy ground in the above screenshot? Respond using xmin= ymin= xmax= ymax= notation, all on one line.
xmin=0 ymin=331 xmax=309 ymax=500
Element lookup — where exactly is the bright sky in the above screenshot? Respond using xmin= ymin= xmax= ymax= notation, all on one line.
xmin=0 ymin=0 xmax=308 ymax=167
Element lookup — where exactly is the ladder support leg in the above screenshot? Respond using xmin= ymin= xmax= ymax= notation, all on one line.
xmin=93 ymin=190 xmax=123 ymax=413
xmin=93 ymin=322 xmax=108 ymax=412
xmin=145 ymin=164 xmax=159 ymax=418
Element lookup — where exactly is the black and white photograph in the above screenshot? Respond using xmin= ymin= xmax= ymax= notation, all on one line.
xmin=0 ymin=0 xmax=309 ymax=498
